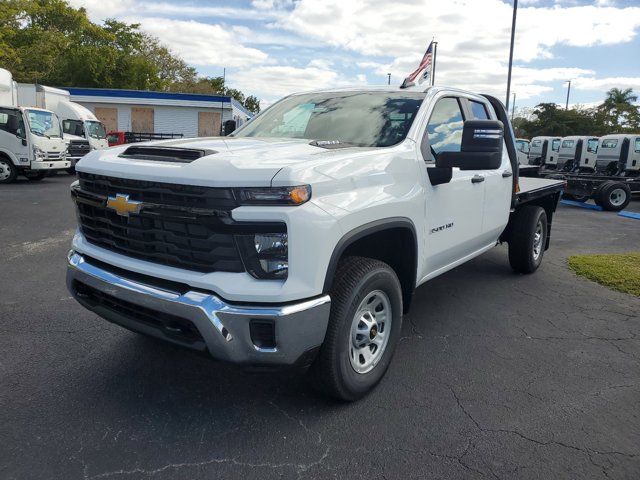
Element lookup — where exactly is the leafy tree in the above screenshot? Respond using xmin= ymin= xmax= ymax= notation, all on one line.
xmin=0 ymin=0 xmax=261 ymax=111
xmin=244 ymin=95 xmax=260 ymax=113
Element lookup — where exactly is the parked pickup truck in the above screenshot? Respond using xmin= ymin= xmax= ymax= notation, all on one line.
xmin=67 ymin=86 xmax=563 ymax=400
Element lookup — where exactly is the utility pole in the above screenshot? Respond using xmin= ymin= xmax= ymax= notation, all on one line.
xmin=565 ymin=79 xmax=572 ymax=110
xmin=387 ymin=73 xmax=391 ymax=85
xmin=220 ymin=67 xmax=226 ymax=136
xmin=505 ymin=0 xmax=518 ymax=112
xmin=511 ymin=92 xmax=516 ymax=120
xmin=431 ymin=41 xmax=438 ymax=86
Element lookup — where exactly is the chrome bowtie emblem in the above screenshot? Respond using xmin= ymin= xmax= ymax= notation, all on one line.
xmin=106 ymin=193 xmax=142 ymax=217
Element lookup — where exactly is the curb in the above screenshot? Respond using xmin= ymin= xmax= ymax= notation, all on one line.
xmin=618 ymin=211 xmax=640 ymax=220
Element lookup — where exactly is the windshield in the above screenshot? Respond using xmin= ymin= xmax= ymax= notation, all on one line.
xmin=234 ymin=91 xmax=426 ymax=147
xmin=26 ymin=109 xmax=62 ymax=138
xmin=63 ymin=119 xmax=84 ymax=137
xmin=86 ymin=120 xmax=107 ymax=139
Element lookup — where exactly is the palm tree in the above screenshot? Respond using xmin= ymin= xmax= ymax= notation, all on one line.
xmin=600 ymin=88 xmax=638 ymax=128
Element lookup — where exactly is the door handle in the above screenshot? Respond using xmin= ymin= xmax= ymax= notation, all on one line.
xmin=502 ymin=170 xmax=513 ymax=178
xmin=471 ymin=175 xmax=485 ymax=184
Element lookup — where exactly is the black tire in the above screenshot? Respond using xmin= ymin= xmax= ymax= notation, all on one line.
xmin=508 ymin=206 xmax=548 ymax=274
xmin=310 ymin=256 xmax=403 ymax=401
xmin=599 ymin=182 xmax=631 ymax=211
xmin=24 ymin=171 xmax=46 ymax=181
xmin=0 ymin=157 xmax=18 ymax=184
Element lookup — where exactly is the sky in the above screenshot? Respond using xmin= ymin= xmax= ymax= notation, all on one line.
xmin=69 ymin=0 xmax=640 ymax=110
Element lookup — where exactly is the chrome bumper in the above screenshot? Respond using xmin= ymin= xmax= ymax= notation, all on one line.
xmin=66 ymin=252 xmax=331 ymax=366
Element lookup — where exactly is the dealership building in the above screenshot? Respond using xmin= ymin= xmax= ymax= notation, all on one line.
xmin=66 ymin=87 xmax=254 ymax=138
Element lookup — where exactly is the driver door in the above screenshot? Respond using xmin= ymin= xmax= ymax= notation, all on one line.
xmin=0 ymin=108 xmax=29 ymax=164
xmin=420 ymin=96 xmax=486 ymax=277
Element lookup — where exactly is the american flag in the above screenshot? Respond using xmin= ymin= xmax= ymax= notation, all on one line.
xmin=401 ymin=41 xmax=434 ymax=88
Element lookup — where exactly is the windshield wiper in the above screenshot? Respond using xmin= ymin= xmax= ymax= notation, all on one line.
xmin=309 ymin=140 xmax=357 ymax=149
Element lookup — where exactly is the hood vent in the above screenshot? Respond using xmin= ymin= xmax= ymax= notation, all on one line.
xmin=119 ymin=146 xmax=216 ymax=163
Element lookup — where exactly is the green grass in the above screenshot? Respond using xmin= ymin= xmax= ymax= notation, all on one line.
xmin=568 ymin=253 xmax=640 ymax=297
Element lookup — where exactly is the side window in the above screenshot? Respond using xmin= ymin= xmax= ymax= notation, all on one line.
xmin=425 ymin=97 xmax=464 ymax=159
xmin=552 ymin=139 xmax=560 ymax=152
xmin=469 ymin=100 xmax=490 ymax=120
xmin=587 ymin=139 xmax=599 ymax=153
xmin=635 ymin=138 xmax=640 ymax=153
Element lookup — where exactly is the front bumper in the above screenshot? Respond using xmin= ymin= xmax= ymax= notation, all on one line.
xmin=30 ymin=159 xmax=71 ymax=170
xmin=66 ymin=252 xmax=331 ymax=366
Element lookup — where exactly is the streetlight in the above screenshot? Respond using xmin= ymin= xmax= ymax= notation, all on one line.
xmin=565 ymin=79 xmax=572 ymax=110
xmin=387 ymin=73 xmax=391 ymax=85
xmin=505 ymin=0 xmax=518 ymax=112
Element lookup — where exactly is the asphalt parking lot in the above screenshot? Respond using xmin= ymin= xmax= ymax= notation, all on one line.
xmin=1 ymin=174 xmax=639 ymax=480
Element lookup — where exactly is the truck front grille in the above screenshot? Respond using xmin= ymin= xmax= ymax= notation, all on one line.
xmin=69 ymin=140 xmax=91 ymax=158
xmin=46 ymin=151 xmax=63 ymax=160
xmin=74 ymin=173 xmax=245 ymax=273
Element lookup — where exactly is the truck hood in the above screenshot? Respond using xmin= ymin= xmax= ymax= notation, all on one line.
xmin=76 ymin=137 xmax=368 ymax=187
xmin=32 ymin=135 xmax=67 ymax=152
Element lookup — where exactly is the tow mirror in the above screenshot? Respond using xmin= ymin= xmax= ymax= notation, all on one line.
xmin=223 ymin=119 xmax=237 ymax=136
xmin=436 ymin=120 xmax=503 ymax=170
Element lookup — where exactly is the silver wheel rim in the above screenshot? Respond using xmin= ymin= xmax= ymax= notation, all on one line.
xmin=532 ymin=220 xmax=543 ymax=260
xmin=349 ymin=290 xmax=392 ymax=374
xmin=0 ymin=160 xmax=11 ymax=181
xmin=609 ymin=188 xmax=626 ymax=207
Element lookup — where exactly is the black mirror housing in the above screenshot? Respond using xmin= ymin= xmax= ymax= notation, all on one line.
xmin=223 ymin=119 xmax=237 ymax=136
xmin=436 ymin=120 xmax=504 ymax=170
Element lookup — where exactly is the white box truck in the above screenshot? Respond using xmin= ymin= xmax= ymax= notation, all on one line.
xmin=17 ymin=84 xmax=108 ymax=171
xmin=0 ymin=69 xmax=70 ymax=183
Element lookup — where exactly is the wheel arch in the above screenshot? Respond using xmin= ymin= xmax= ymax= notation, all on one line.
xmin=323 ymin=217 xmax=418 ymax=314
xmin=0 ymin=148 xmax=19 ymax=166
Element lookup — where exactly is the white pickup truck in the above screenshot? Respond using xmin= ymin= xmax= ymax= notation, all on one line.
xmin=67 ymin=86 xmax=563 ymax=400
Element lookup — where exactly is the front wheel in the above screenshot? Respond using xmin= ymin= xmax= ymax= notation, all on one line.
xmin=599 ymin=182 xmax=631 ymax=211
xmin=0 ymin=157 xmax=17 ymax=184
xmin=310 ymin=256 xmax=403 ymax=401
xmin=508 ymin=206 xmax=548 ymax=274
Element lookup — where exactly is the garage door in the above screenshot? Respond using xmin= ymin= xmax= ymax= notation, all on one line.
xmin=198 ymin=111 xmax=221 ymax=137
xmin=94 ymin=107 xmax=118 ymax=133
xmin=131 ymin=107 xmax=154 ymax=133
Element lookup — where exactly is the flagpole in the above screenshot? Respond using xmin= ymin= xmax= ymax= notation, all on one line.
xmin=431 ymin=41 xmax=438 ymax=86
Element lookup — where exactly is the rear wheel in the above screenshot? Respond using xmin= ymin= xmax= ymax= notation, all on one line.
xmin=599 ymin=182 xmax=631 ymax=211
xmin=310 ymin=256 xmax=403 ymax=401
xmin=508 ymin=206 xmax=548 ymax=274
xmin=0 ymin=157 xmax=17 ymax=184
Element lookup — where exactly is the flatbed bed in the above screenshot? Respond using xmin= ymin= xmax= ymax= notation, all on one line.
xmin=516 ymin=176 xmax=564 ymax=206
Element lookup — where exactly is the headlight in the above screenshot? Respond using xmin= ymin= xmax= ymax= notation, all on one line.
xmin=237 ymin=233 xmax=288 ymax=279
xmin=33 ymin=146 xmax=46 ymax=159
xmin=235 ymin=185 xmax=311 ymax=205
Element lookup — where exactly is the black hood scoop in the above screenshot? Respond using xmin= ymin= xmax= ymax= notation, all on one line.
xmin=119 ymin=146 xmax=217 ymax=163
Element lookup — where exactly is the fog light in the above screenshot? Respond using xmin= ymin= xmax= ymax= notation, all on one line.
xmin=237 ymin=233 xmax=288 ymax=279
